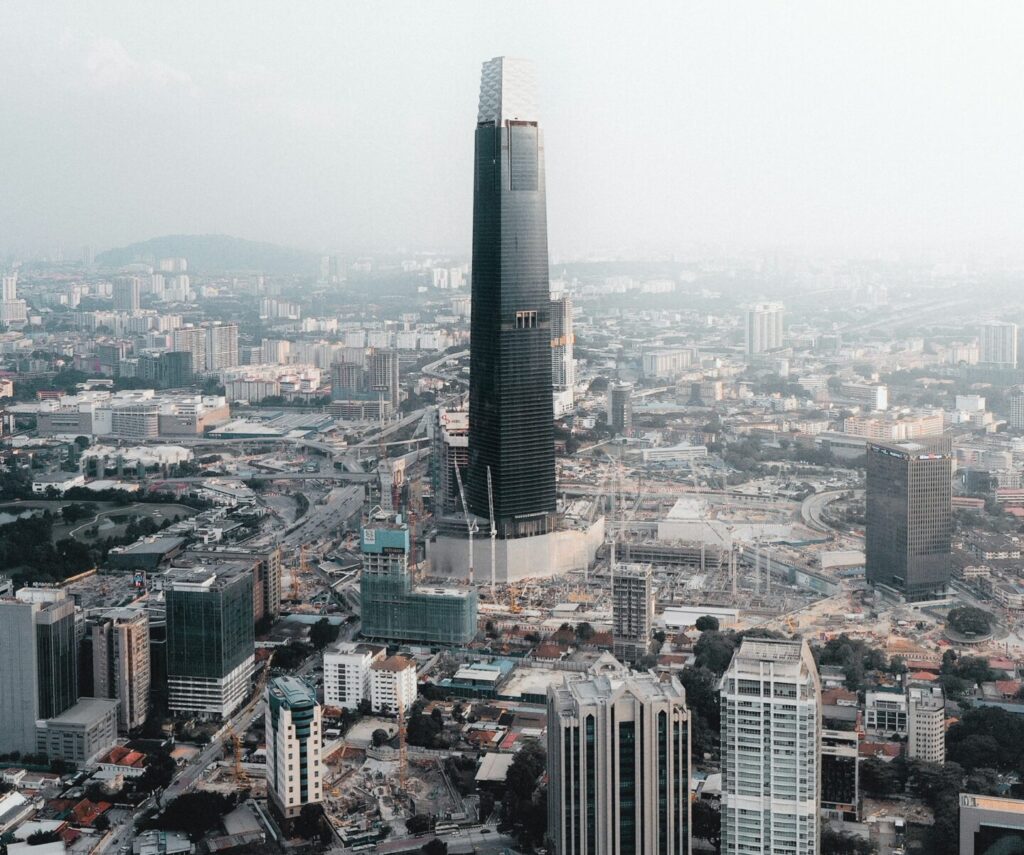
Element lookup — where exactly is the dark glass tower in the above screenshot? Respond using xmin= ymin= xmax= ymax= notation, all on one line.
xmin=865 ymin=436 xmax=952 ymax=601
xmin=468 ymin=57 xmax=557 ymax=538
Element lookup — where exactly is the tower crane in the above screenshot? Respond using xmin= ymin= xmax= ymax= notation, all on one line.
xmin=453 ymin=463 xmax=477 ymax=585
xmin=396 ymin=693 xmax=408 ymax=791
xmin=487 ymin=466 xmax=497 ymax=601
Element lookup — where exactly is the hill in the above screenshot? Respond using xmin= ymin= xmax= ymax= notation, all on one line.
xmin=96 ymin=234 xmax=319 ymax=276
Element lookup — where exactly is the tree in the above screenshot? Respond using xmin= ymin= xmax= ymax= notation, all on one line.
xmin=93 ymin=814 xmax=111 ymax=832
xmin=310 ymin=618 xmax=340 ymax=650
xmin=691 ymin=799 xmax=721 ymax=852
xmin=155 ymin=792 xmax=235 ymax=839
xmin=406 ymin=814 xmax=433 ymax=835
xmin=694 ymin=631 xmax=736 ymax=674
xmin=821 ymin=827 xmax=875 ymax=855
xmin=294 ymin=803 xmax=329 ymax=841
xmin=27 ymin=830 xmax=64 ymax=845
xmin=371 ymin=729 xmax=390 ymax=748
xmin=695 ymin=615 xmax=720 ymax=632
xmin=575 ymin=622 xmax=595 ymax=642
xmin=947 ymin=606 xmax=992 ymax=637
xmin=501 ymin=743 xmax=549 ymax=848
xmin=421 ymin=839 xmax=447 ymax=855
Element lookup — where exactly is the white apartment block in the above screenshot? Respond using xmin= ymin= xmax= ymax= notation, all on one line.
xmin=266 ymin=677 xmax=323 ymax=820
xmin=980 ymin=321 xmax=1018 ymax=368
xmin=745 ymin=302 xmax=785 ymax=355
xmin=907 ymin=685 xmax=946 ymax=764
xmin=323 ymin=642 xmax=384 ymax=710
xmin=720 ymin=637 xmax=821 ymax=855
xmin=369 ymin=655 xmax=417 ymax=714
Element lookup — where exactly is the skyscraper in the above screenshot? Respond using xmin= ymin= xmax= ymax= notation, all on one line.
xmin=865 ymin=436 xmax=952 ymax=601
xmin=266 ymin=676 xmax=323 ymax=820
xmin=548 ymin=658 xmax=691 ymax=855
xmin=205 ymin=323 xmax=240 ymax=372
xmin=368 ymin=348 xmax=401 ymax=410
xmin=92 ymin=606 xmax=150 ymax=732
xmin=165 ymin=567 xmax=254 ymax=718
xmin=719 ymin=637 xmax=821 ymax=855
xmin=980 ymin=320 xmax=1019 ymax=368
xmin=0 ymin=270 xmax=28 ymax=327
xmin=612 ymin=563 xmax=653 ymax=665
xmin=467 ymin=56 xmax=557 ymax=539
xmin=0 ymin=588 xmax=78 ymax=754
xmin=744 ymin=302 xmax=785 ymax=354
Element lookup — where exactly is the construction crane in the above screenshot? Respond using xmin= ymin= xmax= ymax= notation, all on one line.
xmin=487 ymin=466 xmax=497 ymax=601
xmin=224 ymin=725 xmax=247 ymax=785
xmin=453 ymin=463 xmax=477 ymax=585
xmin=396 ymin=693 xmax=408 ymax=791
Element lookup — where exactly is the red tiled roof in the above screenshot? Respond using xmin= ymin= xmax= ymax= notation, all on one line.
xmin=859 ymin=741 xmax=901 ymax=759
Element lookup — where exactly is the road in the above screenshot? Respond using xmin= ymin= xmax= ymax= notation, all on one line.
xmin=801 ymin=489 xmax=863 ymax=535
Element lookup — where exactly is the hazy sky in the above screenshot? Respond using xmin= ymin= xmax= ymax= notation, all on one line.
xmin=2 ymin=1 xmax=1024 ymax=259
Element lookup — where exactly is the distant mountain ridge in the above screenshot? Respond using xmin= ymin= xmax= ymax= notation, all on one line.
xmin=96 ymin=234 xmax=319 ymax=275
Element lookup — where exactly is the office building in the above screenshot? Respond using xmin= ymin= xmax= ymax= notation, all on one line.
xmin=551 ymin=294 xmax=575 ymax=416
xmin=138 ymin=351 xmax=193 ymax=389
xmin=865 ymin=436 xmax=953 ymax=601
xmin=368 ymin=348 xmax=401 ymax=410
xmin=612 ymin=563 xmax=653 ymax=664
xmin=359 ymin=516 xmax=478 ymax=645
xmin=719 ymin=637 xmax=821 ymax=855
xmin=467 ymin=56 xmax=557 ymax=539
xmin=960 ymin=793 xmax=1024 ymax=855
xmin=92 ymin=607 xmax=150 ymax=732
xmin=324 ymin=642 xmax=385 ymax=711
xmin=205 ymin=323 xmax=239 ymax=372
xmin=980 ymin=321 xmax=1019 ymax=368
xmin=608 ymin=382 xmax=634 ymax=436
xmin=745 ymin=302 xmax=785 ymax=354
xmin=187 ymin=545 xmax=283 ymax=622
xmin=266 ymin=677 xmax=323 ymax=820
xmin=112 ymin=276 xmax=141 ymax=313
xmin=0 ymin=588 xmax=78 ymax=754
xmin=369 ymin=655 xmax=417 ymax=714
xmin=165 ymin=567 xmax=254 ymax=718
xmin=864 ymin=688 xmax=908 ymax=737
xmin=820 ymin=699 xmax=860 ymax=821
xmin=36 ymin=697 xmax=119 ymax=764
xmin=547 ymin=659 xmax=691 ymax=855
xmin=907 ymin=685 xmax=945 ymax=763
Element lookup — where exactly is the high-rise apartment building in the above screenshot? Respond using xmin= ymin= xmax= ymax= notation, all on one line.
xmin=1008 ymin=387 xmax=1024 ymax=431
xmin=865 ymin=436 xmax=952 ymax=601
xmin=112 ymin=276 xmax=141 ymax=313
xmin=744 ymin=302 xmax=785 ymax=355
xmin=165 ymin=567 xmax=254 ymax=718
xmin=369 ymin=655 xmax=417 ymax=714
xmin=91 ymin=607 xmax=150 ymax=731
xmin=547 ymin=659 xmax=691 ymax=855
xmin=0 ymin=588 xmax=78 ymax=754
xmin=907 ymin=685 xmax=945 ymax=763
xmin=205 ymin=323 xmax=239 ymax=372
xmin=266 ymin=677 xmax=323 ymax=820
xmin=324 ymin=642 xmax=385 ymax=711
xmin=0 ymin=270 xmax=27 ymax=327
xmin=467 ymin=56 xmax=557 ymax=539
xmin=980 ymin=321 xmax=1019 ymax=368
xmin=608 ymin=382 xmax=634 ymax=436
xmin=612 ymin=563 xmax=653 ymax=664
xmin=359 ymin=516 xmax=477 ymax=645
xmin=172 ymin=327 xmax=206 ymax=376
xmin=719 ymin=637 xmax=821 ymax=855
xmin=1 ymin=272 xmax=17 ymax=301
xmin=551 ymin=294 xmax=575 ymax=416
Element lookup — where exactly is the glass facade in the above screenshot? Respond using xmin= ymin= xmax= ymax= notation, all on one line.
xmin=36 ymin=603 xmax=77 ymax=720
xmin=865 ymin=436 xmax=952 ymax=601
xmin=166 ymin=572 xmax=254 ymax=679
xmin=468 ymin=61 xmax=557 ymax=539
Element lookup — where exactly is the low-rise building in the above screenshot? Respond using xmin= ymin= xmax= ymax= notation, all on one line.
xmin=36 ymin=697 xmax=119 ymax=764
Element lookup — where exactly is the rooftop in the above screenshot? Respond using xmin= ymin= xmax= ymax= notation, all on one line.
xmin=44 ymin=697 xmax=119 ymax=727
xmin=268 ymin=676 xmax=317 ymax=708
xmin=371 ymin=655 xmax=415 ymax=673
